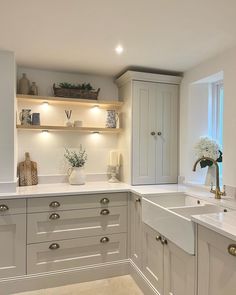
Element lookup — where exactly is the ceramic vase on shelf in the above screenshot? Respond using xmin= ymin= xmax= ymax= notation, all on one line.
xmin=205 ymin=165 xmax=216 ymax=186
xmin=68 ymin=167 xmax=86 ymax=185
xmin=18 ymin=73 xmax=30 ymax=95
xmin=106 ymin=110 xmax=119 ymax=128
xmin=29 ymin=82 xmax=39 ymax=95
xmin=19 ymin=109 xmax=32 ymax=125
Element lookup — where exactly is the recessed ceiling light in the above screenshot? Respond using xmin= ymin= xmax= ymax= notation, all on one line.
xmin=115 ymin=45 xmax=124 ymax=55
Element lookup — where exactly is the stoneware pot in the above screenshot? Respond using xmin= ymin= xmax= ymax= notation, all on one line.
xmin=68 ymin=167 xmax=86 ymax=185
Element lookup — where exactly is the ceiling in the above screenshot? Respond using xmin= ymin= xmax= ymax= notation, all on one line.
xmin=1 ymin=0 xmax=236 ymax=76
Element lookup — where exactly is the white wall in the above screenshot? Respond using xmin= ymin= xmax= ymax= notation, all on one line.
xmin=0 ymin=51 xmax=16 ymax=192
xmin=17 ymin=67 xmax=119 ymax=181
xmin=180 ymin=45 xmax=236 ymax=186
xmin=17 ymin=67 xmax=118 ymax=100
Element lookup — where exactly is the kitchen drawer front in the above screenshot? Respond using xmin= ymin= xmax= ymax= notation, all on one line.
xmin=0 ymin=199 xmax=26 ymax=215
xmin=27 ymin=233 xmax=127 ymax=274
xmin=27 ymin=193 xmax=128 ymax=213
xmin=27 ymin=206 xmax=127 ymax=243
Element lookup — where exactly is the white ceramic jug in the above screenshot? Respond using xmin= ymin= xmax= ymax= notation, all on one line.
xmin=68 ymin=167 xmax=86 ymax=185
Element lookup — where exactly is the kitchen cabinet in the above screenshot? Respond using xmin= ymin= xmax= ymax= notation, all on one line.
xmin=164 ymin=239 xmax=195 ymax=295
xmin=116 ymin=71 xmax=181 ymax=185
xmin=132 ymin=81 xmax=178 ymax=185
xmin=0 ymin=199 xmax=26 ymax=278
xmin=130 ymin=193 xmax=143 ymax=268
xmin=197 ymin=225 xmax=236 ymax=295
xmin=142 ymin=224 xmax=164 ymax=294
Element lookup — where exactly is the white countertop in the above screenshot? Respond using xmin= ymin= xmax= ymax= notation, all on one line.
xmin=1 ymin=181 xmax=236 ymax=241
xmin=192 ymin=211 xmax=236 ymax=241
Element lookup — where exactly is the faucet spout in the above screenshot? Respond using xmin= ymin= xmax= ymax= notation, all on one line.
xmin=192 ymin=156 xmax=225 ymax=199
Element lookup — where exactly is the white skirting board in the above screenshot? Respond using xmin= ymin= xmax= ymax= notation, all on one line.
xmin=0 ymin=260 xmax=159 ymax=295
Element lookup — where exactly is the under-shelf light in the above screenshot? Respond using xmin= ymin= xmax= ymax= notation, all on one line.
xmin=42 ymin=101 xmax=49 ymax=110
xmin=42 ymin=129 xmax=49 ymax=133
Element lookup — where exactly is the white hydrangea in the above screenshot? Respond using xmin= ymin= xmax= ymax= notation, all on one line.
xmin=194 ymin=137 xmax=221 ymax=160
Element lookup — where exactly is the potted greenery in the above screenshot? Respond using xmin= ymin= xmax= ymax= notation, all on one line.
xmin=64 ymin=146 xmax=87 ymax=185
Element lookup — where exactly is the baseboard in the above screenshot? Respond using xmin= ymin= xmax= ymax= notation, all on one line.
xmin=0 ymin=260 xmax=129 ymax=295
xmin=129 ymin=260 xmax=160 ymax=295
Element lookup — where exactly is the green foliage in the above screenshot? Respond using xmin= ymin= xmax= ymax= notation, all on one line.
xmin=64 ymin=146 xmax=87 ymax=167
xmin=58 ymin=82 xmax=94 ymax=91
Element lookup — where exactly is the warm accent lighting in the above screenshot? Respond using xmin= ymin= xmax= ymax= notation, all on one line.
xmin=42 ymin=101 xmax=49 ymax=110
xmin=42 ymin=129 xmax=49 ymax=133
xmin=115 ymin=44 xmax=124 ymax=55
xmin=92 ymin=131 xmax=100 ymax=134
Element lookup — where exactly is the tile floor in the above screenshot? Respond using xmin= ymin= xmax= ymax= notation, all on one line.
xmin=14 ymin=275 xmax=144 ymax=295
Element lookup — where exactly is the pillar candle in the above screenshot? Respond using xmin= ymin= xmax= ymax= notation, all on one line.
xmin=109 ymin=150 xmax=118 ymax=166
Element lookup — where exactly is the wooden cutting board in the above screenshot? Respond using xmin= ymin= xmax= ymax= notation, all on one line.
xmin=18 ymin=152 xmax=38 ymax=186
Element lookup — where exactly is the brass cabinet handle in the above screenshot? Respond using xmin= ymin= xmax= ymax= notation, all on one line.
xmin=150 ymin=131 xmax=156 ymax=136
xmin=100 ymin=198 xmax=110 ymax=205
xmin=228 ymin=244 xmax=236 ymax=256
xmin=49 ymin=201 xmax=60 ymax=208
xmin=100 ymin=209 xmax=110 ymax=215
xmin=135 ymin=198 xmax=141 ymax=203
xmin=49 ymin=243 xmax=60 ymax=250
xmin=0 ymin=204 xmax=9 ymax=212
xmin=49 ymin=213 xmax=60 ymax=220
xmin=100 ymin=237 xmax=110 ymax=243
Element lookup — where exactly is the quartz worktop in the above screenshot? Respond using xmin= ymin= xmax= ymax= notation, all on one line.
xmin=1 ymin=181 xmax=236 ymax=241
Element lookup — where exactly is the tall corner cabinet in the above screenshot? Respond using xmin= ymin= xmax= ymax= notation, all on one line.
xmin=116 ymin=71 xmax=181 ymax=185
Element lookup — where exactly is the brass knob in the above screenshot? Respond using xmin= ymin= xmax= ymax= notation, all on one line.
xmin=161 ymin=237 xmax=168 ymax=245
xmin=100 ymin=198 xmax=110 ymax=205
xmin=150 ymin=131 xmax=156 ymax=136
xmin=49 ymin=213 xmax=60 ymax=220
xmin=49 ymin=201 xmax=60 ymax=208
xmin=49 ymin=243 xmax=60 ymax=250
xmin=135 ymin=198 xmax=141 ymax=203
xmin=157 ymin=131 xmax=162 ymax=136
xmin=0 ymin=204 xmax=9 ymax=212
xmin=100 ymin=209 xmax=110 ymax=215
xmin=100 ymin=237 xmax=109 ymax=243
xmin=156 ymin=235 xmax=161 ymax=242
xmin=228 ymin=244 xmax=236 ymax=256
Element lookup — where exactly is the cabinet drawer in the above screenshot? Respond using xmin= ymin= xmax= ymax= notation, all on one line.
xmin=27 ymin=206 xmax=127 ymax=243
xmin=0 ymin=199 xmax=26 ymax=215
xmin=27 ymin=193 xmax=128 ymax=213
xmin=27 ymin=233 xmax=127 ymax=274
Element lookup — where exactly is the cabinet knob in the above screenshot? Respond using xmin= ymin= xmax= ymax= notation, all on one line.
xmin=49 ymin=213 xmax=60 ymax=220
xmin=150 ymin=131 xmax=156 ymax=136
xmin=157 ymin=131 xmax=162 ymax=136
xmin=49 ymin=243 xmax=60 ymax=250
xmin=0 ymin=204 xmax=9 ymax=212
xmin=156 ymin=235 xmax=161 ymax=242
xmin=228 ymin=244 xmax=236 ymax=256
xmin=100 ymin=237 xmax=110 ymax=243
xmin=100 ymin=198 xmax=110 ymax=205
xmin=49 ymin=201 xmax=60 ymax=208
xmin=135 ymin=198 xmax=141 ymax=203
xmin=161 ymin=237 xmax=168 ymax=245
xmin=100 ymin=209 xmax=110 ymax=215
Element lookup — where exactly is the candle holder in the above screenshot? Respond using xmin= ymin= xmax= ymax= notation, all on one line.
xmin=108 ymin=166 xmax=119 ymax=183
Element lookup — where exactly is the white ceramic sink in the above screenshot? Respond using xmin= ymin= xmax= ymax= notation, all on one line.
xmin=142 ymin=193 xmax=227 ymax=255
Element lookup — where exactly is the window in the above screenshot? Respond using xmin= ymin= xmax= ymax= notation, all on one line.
xmin=208 ymin=80 xmax=224 ymax=178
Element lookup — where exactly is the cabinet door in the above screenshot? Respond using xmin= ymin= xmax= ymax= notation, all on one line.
xmin=132 ymin=81 xmax=157 ymax=185
xmin=130 ymin=194 xmax=142 ymax=268
xmin=198 ymin=225 xmax=236 ymax=295
xmin=142 ymin=224 xmax=164 ymax=294
xmin=156 ymin=83 xmax=178 ymax=184
xmin=0 ymin=214 xmax=26 ymax=278
xmin=164 ymin=239 xmax=195 ymax=295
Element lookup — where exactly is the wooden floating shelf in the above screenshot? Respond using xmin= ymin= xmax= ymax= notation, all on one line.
xmin=16 ymin=125 xmax=122 ymax=133
xmin=17 ymin=94 xmax=123 ymax=109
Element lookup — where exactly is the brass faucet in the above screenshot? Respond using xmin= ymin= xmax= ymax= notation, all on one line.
xmin=192 ymin=156 xmax=226 ymax=199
